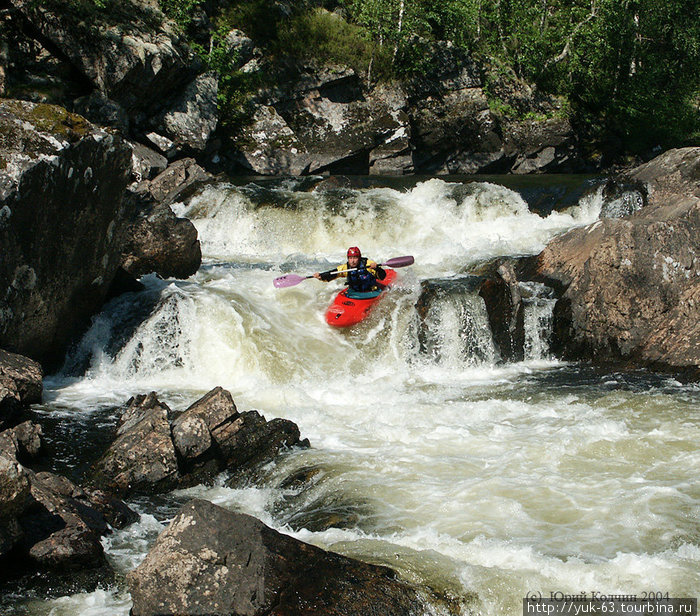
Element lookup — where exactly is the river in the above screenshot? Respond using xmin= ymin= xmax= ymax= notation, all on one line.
xmin=14 ymin=175 xmax=700 ymax=615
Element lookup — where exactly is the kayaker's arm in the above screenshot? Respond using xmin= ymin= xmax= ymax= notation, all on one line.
xmin=367 ymin=260 xmax=386 ymax=280
xmin=314 ymin=271 xmax=336 ymax=281
xmin=314 ymin=263 xmax=347 ymax=282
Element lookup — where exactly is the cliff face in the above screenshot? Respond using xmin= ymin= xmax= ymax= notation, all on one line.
xmin=0 ymin=100 xmax=134 ymax=367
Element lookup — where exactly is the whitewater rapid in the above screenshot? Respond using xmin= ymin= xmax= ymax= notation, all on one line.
xmin=25 ymin=177 xmax=700 ymax=616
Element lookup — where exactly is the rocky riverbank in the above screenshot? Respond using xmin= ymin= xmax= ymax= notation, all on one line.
xmin=1 ymin=0 xmax=698 ymax=610
xmin=0 ymin=380 xmax=438 ymax=614
xmin=466 ymin=147 xmax=700 ymax=380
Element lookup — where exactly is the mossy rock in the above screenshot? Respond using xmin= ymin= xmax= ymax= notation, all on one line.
xmin=0 ymin=99 xmax=92 ymax=143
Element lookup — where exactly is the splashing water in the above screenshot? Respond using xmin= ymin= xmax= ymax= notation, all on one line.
xmin=23 ymin=177 xmax=700 ymax=616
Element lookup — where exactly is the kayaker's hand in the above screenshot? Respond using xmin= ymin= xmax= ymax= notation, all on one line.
xmin=313 ymin=272 xmax=321 ymax=279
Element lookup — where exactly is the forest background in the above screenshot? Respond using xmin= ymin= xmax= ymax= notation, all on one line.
xmin=37 ymin=0 xmax=700 ymax=163
xmin=156 ymin=0 xmax=700 ymax=160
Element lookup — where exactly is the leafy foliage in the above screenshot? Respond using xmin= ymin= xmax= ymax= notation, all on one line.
xmin=155 ymin=0 xmax=699 ymax=155
xmin=277 ymin=9 xmax=392 ymax=78
xmin=159 ymin=0 xmax=203 ymax=30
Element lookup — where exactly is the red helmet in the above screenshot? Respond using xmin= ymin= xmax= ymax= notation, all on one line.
xmin=347 ymin=246 xmax=361 ymax=258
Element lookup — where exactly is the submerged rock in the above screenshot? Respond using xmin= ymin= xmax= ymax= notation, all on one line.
xmin=127 ymin=498 xmax=422 ymax=616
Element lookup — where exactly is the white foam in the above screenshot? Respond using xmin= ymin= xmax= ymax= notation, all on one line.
xmin=38 ymin=177 xmax=700 ymax=616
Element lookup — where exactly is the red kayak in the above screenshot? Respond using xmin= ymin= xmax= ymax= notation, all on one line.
xmin=325 ymin=269 xmax=398 ymax=328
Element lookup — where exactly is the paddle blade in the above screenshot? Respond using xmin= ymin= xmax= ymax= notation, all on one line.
xmin=273 ymin=274 xmax=307 ymax=288
xmin=382 ymin=256 xmax=414 ymax=268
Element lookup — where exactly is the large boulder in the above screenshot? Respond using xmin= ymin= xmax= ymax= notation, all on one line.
xmin=150 ymin=71 xmax=219 ymax=157
xmin=10 ymin=0 xmax=199 ymax=116
xmin=503 ymin=116 xmax=579 ymax=174
xmin=0 ymin=100 xmax=134 ymax=367
xmin=89 ymin=388 xmax=308 ymax=497
xmin=127 ymin=499 xmax=422 ymax=616
xmin=532 ymin=147 xmax=700 ymax=378
xmin=0 ymin=99 xmax=203 ymax=367
xmin=121 ymin=185 xmax=203 ymax=280
xmin=233 ymin=61 xmax=413 ymax=176
xmin=88 ymin=392 xmax=180 ymax=497
xmin=410 ymin=88 xmax=503 ymax=174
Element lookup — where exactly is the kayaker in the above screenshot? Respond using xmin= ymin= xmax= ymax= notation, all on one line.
xmin=313 ymin=246 xmax=386 ymax=292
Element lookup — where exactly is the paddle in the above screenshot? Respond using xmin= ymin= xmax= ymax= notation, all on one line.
xmin=273 ymin=255 xmax=414 ymax=288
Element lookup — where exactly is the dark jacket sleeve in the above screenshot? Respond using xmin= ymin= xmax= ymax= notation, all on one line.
xmin=319 ymin=271 xmax=337 ymax=282
xmin=375 ymin=266 xmax=386 ymax=280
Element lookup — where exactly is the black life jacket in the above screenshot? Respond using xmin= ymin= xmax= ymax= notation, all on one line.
xmin=347 ymin=257 xmax=376 ymax=292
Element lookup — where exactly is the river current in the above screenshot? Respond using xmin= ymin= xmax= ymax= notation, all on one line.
xmin=16 ymin=176 xmax=700 ymax=615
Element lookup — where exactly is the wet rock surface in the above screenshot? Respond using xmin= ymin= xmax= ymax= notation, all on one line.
xmin=528 ymin=147 xmax=700 ymax=378
xmin=0 ymin=100 xmax=133 ymax=368
xmin=88 ymin=387 xmax=309 ymax=497
xmin=128 ymin=498 xmax=422 ymax=616
xmin=0 ymin=422 xmax=136 ymax=586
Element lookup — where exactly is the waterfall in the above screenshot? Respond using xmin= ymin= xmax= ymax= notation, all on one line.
xmin=520 ymin=281 xmax=557 ymax=360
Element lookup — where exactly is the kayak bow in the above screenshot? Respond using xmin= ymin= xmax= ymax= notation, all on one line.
xmin=324 ymin=269 xmax=398 ymax=328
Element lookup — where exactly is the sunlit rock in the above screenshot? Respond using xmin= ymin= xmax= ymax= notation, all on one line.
xmin=533 ymin=147 xmax=700 ymax=378
xmin=89 ymin=388 xmax=309 ymax=496
xmin=128 ymin=499 xmax=421 ymax=616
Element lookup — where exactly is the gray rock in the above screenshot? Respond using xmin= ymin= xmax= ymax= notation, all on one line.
xmin=0 ymin=430 xmax=136 ymax=571
xmin=410 ymin=88 xmax=503 ymax=174
xmin=235 ymin=105 xmax=310 ymax=175
xmin=0 ymin=100 xmax=134 ymax=368
xmin=172 ymin=413 xmax=211 ymax=460
xmin=235 ymin=62 xmax=413 ymax=176
xmin=127 ymin=499 xmax=422 ymax=616
xmin=73 ymin=92 xmax=130 ymax=133
xmin=89 ymin=388 xmax=308 ymax=496
xmin=121 ymin=188 xmax=202 ymax=280
xmin=89 ymin=393 xmax=179 ymax=497
xmin=153 ymin=72 xmax=219 ymax=155
xmin=0 ymin=376 xmax=21 ymax=431
xmin=478 ymin=262 xmax=525 ymax=362
xmin=368 ymin=110 xmax=413 ymax=175
xmin=27 ymin=525 xmax=105 ymax=569
xmin=0 ymin=450 xmax=30 ymax=556
xmin=144 ymin=131 xmax=177 ymax=158
xmin=136 ymin=157 xmax=211 ymax=204
xmin=128 ymin=141 xmax=168 ymax=183
xmin=0 ymin=421 xmax=43 ymax=462
xmin=0 ymin=349 xmax=43 ymax=405
xmin=223 ymin=29 xmax=257 ymax=70
xmin=505 ymin=117 xmax=579 ymax=174
xmin=11 ymin=0 xmax=200 ymax=115
xmin=22 ymin=470 xmax=135 ymax=571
